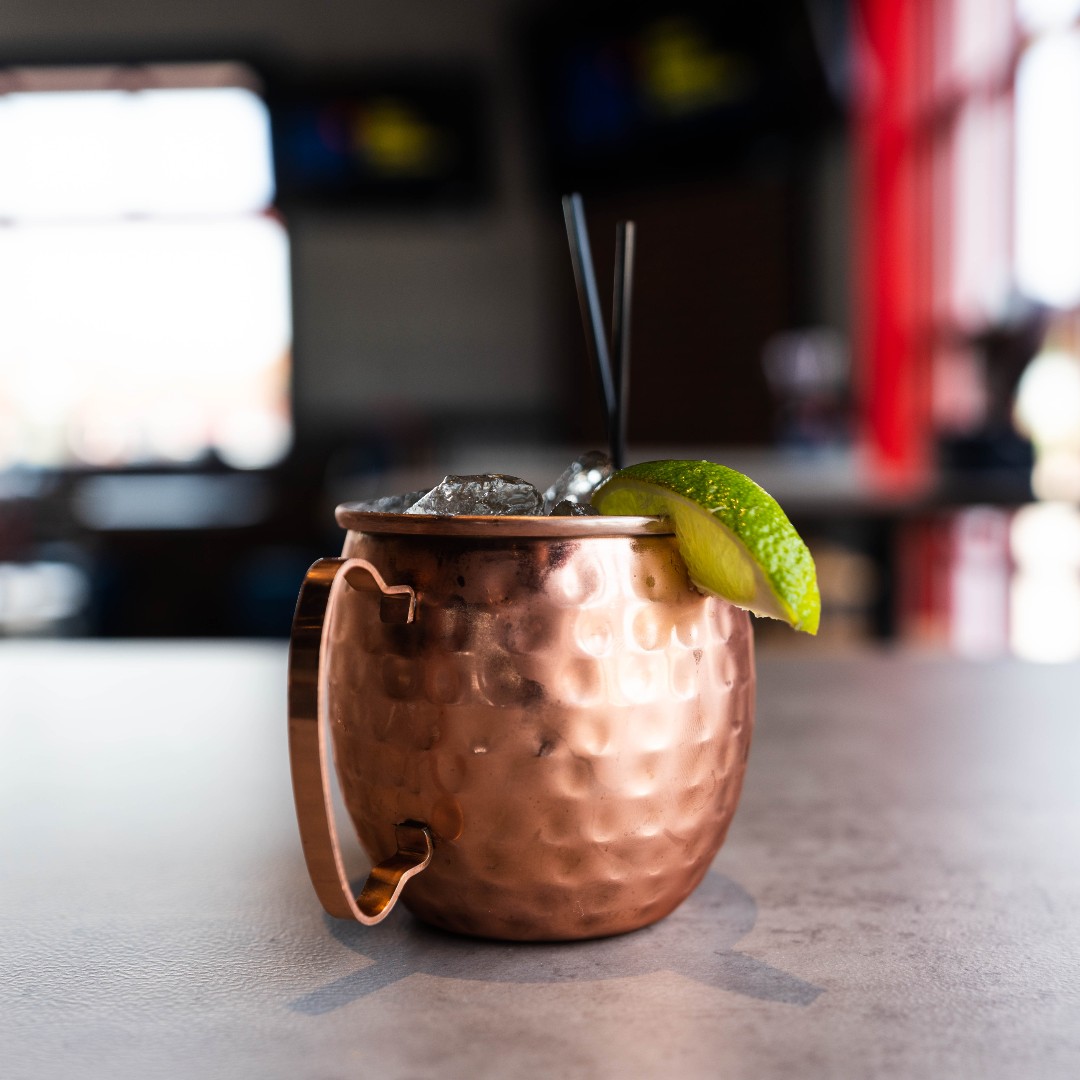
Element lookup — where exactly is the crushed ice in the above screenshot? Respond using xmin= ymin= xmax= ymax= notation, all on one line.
xmin=349 ymin=489 xmax=429 ymax=514
xmin=542 ymin=450 xmax=613 ymax=512
xmin=358 ymin=451 xmax=614 ymax=517
xmin=550 ymin=499 xmax=599 ymax=516
xmin=404 ymin=474 xmax=544 ymax=516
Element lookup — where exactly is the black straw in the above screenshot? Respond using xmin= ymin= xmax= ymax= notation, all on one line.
xmin=611 ymin=220 xmax=635 ymax=470
xmin=562 ymin=193 xmax=617 ymax=460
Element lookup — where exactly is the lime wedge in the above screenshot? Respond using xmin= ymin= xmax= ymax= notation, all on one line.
xmin=592 ymin=459 xmax=820 ymax=634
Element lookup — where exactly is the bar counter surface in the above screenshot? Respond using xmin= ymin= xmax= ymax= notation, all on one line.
xmin=3 ymin=642 xmax=1078 ymax=1079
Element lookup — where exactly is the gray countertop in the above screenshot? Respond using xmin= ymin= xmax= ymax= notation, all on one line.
xmin=3 ymin=642 xmax=1078 ymax=1079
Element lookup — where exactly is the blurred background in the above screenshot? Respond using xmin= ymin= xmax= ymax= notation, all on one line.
xmin=1 ymin=0 xmax=1079 ymax=660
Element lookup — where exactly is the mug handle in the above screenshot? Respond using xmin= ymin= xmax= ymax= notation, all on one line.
xmin=287 ymin=557 xmax=432 ymax=924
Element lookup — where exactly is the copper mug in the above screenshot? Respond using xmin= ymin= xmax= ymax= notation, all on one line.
xmin=288 ymin=506 xmax=755 ymax=941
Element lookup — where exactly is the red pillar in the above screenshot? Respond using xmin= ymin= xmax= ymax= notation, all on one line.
xmin=853 ymin=0 xmax=935 ymax=483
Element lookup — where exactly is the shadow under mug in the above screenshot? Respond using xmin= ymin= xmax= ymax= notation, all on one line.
xmin=288 ymin=507 xmax=756 ymax=941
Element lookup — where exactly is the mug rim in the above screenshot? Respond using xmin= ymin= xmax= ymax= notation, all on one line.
xmin=335 ymin=504 xmax=673 ymax=538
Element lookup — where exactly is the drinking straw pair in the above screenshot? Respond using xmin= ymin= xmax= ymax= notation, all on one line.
xmin=562 ymin=194 xmax=635 ymax=470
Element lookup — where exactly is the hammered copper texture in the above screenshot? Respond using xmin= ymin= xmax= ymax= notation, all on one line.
xmin=325 ymin=521 xmax=755 ymax=941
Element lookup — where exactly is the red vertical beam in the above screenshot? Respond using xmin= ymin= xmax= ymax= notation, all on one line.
xmin=853 ymin=0 xmax=935 ymax=482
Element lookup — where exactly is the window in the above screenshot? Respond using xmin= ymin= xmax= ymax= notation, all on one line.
xmin=0 ymin=63 xmax=292 ymax=471
xmin=857 ymin=2 xmax=1080 ymax=659
xmin=855 ymin=0 xmax=1080 ymax=467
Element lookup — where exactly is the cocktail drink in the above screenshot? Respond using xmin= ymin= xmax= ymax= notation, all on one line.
xmin=289 ymin=194 xmax=817 ymax=941
xmin=288 ymin=460 xmax=818 ymax=941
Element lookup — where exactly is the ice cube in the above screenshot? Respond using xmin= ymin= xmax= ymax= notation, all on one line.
xmin=550 ymin=499 xmax=600 ymax=516
xmin=404 ymin=474 xmax=544 ymax=516
xmin=350 ymin=489 xmax=430 ymax=514
xmin=542 ymin=451 xmax=614 ymax=512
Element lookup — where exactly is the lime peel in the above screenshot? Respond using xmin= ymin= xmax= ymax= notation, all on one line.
xmin=593 ymin=459 xmax=820 ymax=634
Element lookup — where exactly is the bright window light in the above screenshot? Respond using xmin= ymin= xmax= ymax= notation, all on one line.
xmin=1014 ymin=345 xmax=1080 ymax=500
xmin=0 ymin=91 xmax=130 ymax=220
xmin=951 ymin=0 xmax=1014 ymax=86
xmin=1015 ymin=31 xmax=1080 ymax=307
xmin=1015 ymin=348 xmax=1080 ymax=445
xmin=1010 ymin=502 xmax=1080 ymax=662
xmin=1017 ymin=0 xmax=1080 ymax=32
xmin=951 ymin=98 xmax=1011 ymax=327
xmin=0 ymin=217 xmax=292 ymax=470
xmin=0 ymin=85 xmax=274 ymax=220
xmin=134 ymin=89 xmax=275 ymax=216
xmin=0 ymin=65 xmax=291 ymax=473
xmin=949 ymin=507 xmax=1010 ymax=659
